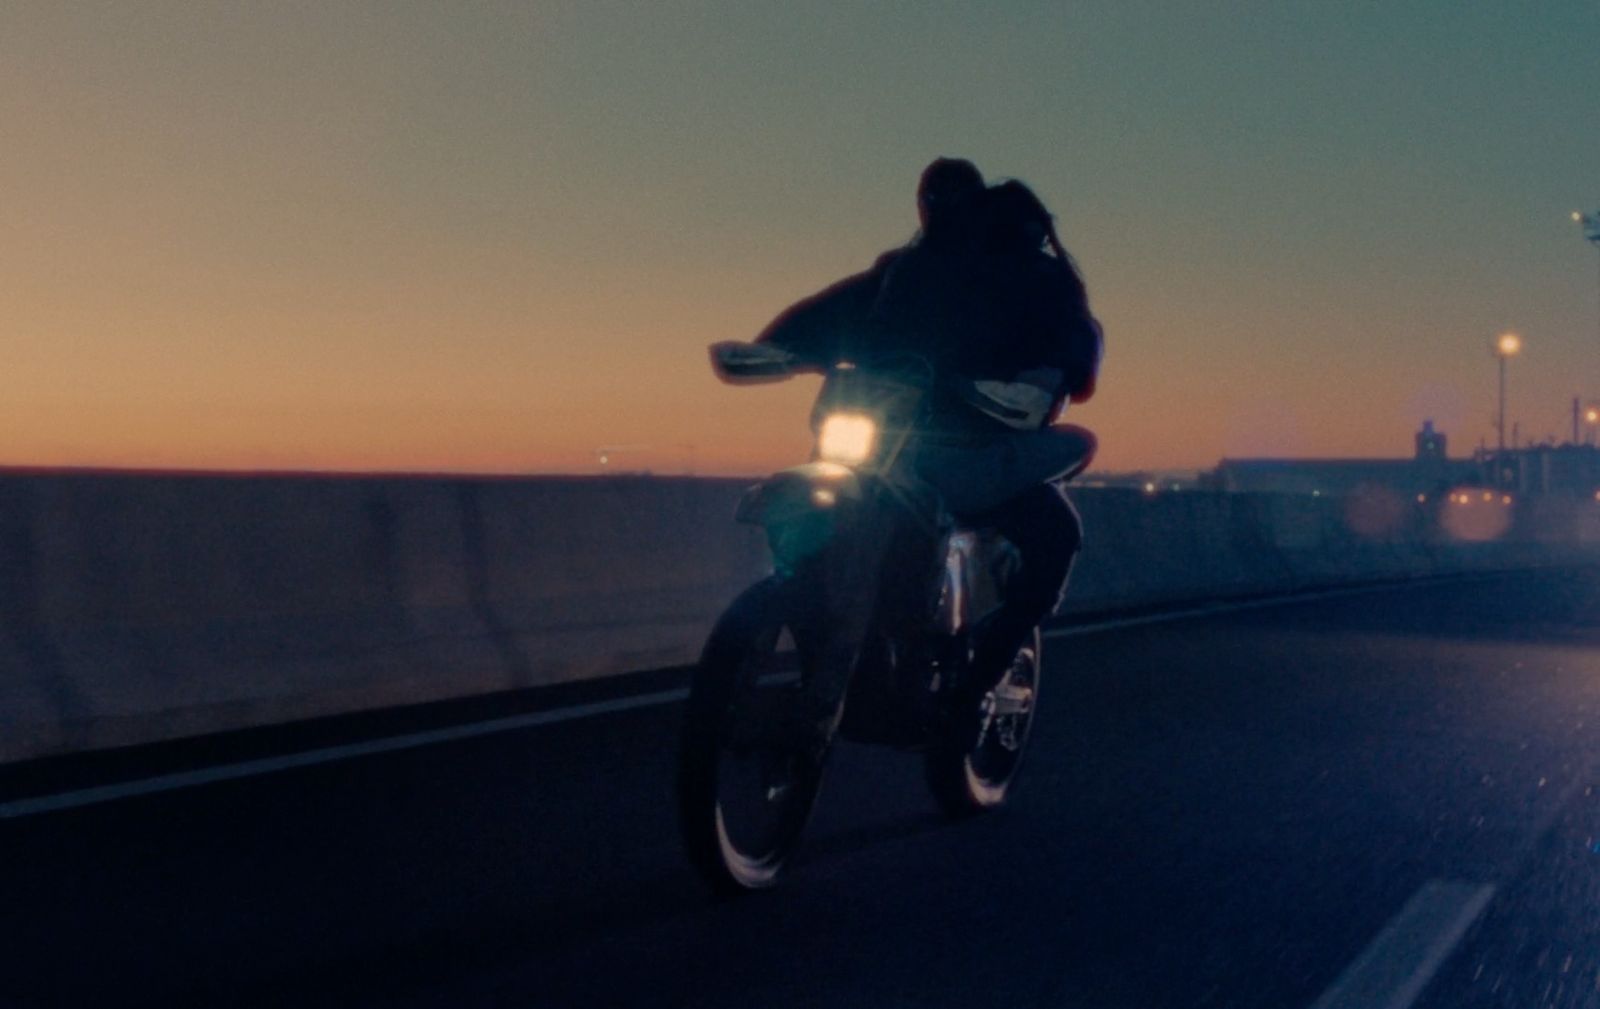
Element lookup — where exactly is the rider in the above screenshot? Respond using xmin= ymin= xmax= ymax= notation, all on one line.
xmin=755 ymin=158 xmax=1103 ymax=739
xmin=750 ymin=157 xmax=987 ymax=367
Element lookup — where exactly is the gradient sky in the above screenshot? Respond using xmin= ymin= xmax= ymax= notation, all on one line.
xmin=5 ymin=2 xmax=1599 ymax=475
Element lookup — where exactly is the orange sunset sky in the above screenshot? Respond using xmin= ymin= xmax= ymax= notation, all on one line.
xmin=4 ymin=4 xmax=1600 ymax=477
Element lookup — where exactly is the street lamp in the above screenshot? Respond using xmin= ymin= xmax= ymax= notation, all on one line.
xmin=1492 ymin=331 xmax=1521 ymax=455
xmin=1576 ymin=210 xmax=1600 ymax=370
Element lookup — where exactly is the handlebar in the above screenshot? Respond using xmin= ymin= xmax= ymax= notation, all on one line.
xmin=711 ymin=341 xmax=1057 ymax=430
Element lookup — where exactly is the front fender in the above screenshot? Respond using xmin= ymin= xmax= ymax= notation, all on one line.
xmin=736 ymin=463 xmax=864 ymax=576
xmin=735 ymin=462 xmax=863 ymax=526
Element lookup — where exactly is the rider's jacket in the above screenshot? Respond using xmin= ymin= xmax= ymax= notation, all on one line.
xmin=755 ymin=236 xmax=1103 ymax=436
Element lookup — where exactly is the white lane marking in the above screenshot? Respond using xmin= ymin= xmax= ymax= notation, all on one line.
xmin=1308 ymin=880 xmax=1495 ymax=1009
xmin=1044 ymin=572 xmax=1501 ymax=639
xmin=0 ymin=688 xmax=689 ymax=820
xmin=0 ymin=570 xmax=1530 ymax=821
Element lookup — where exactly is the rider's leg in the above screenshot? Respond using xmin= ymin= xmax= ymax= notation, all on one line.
xmin=963 ymin=482 xmax=1081 ymax=697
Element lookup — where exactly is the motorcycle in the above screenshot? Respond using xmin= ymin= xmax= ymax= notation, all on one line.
xmin=677 ymin=340 xmax=1092 ymax=894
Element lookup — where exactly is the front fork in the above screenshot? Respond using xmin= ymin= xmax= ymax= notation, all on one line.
xmin=781 ymin=490 xmax=902 ymax=723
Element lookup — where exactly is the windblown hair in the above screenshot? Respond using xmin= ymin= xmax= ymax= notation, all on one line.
xmin=983 ymin=179 xmax=1089 ymax=310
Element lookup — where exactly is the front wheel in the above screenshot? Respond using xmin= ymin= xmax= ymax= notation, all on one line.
xmin=924 ymin=628 xmax=1042 ymax=819
xmin=678 ymin=577 xmax=830 ymax=894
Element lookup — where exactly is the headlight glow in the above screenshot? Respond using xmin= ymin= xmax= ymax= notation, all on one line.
xmin=818 ymin=413 xmax=877 ymax=464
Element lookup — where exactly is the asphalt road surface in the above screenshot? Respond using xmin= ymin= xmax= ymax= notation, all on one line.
xmin=7 ymin=567 xmax=1600 ymax=1008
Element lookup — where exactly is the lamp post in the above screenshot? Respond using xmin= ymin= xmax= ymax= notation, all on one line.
xmin=1492 ymin=332 xmax=1521 ymax=456
xmin=1576 ymin=211 xmax=1600 ymax=369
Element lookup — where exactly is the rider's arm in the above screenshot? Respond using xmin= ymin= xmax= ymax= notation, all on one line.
xmin=753 ymin=250 xmax=900 ymax=365
xmin=1062 ymin=316 xmax=1103 ymax=404
xmin=1021 ymin=261 xmax=1103 ymax=404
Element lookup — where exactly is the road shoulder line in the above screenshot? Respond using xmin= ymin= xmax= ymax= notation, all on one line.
xmin=1308 ymin=879 xmax=1495 ymax=1009
xmin=0 ymin=688 xmax=688 ymax=820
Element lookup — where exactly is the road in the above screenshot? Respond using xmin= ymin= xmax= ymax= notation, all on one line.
xmin=6 ymin=567 xmax=1600 ymax=1008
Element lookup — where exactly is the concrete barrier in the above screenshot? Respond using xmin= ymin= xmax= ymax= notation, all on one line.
xmin=2 ymin=470 xmax=1596 ymax=764
xmin=0 ymin=473 xmax=766 ymax=763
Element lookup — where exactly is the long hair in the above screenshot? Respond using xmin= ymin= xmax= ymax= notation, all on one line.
xmin=985 ymin=180 xmax=1089 ymax=311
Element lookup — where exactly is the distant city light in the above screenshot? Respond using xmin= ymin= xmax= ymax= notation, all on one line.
xmin=1143 ymin=482 xmax=1157 ymax=494
xmin=1417 ymin=494 xmax=1427 ymax=503
xmin=1442 ymin=485 xmax=1513 ymax=540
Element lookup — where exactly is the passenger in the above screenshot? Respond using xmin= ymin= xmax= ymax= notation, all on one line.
xmin=755 ymin=159 xmax=1103 ymax=737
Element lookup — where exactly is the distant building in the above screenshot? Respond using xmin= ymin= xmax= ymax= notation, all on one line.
xmin=1206 ymin=421 xmax=1478 ymax=497
xmin=1482 ymin=442 xmax=1600 ymax=497
xmin=1206 ymin=420 xmax=1600 ymax=498
xmin=1415 ymin=420 xmax=1446 ymax=461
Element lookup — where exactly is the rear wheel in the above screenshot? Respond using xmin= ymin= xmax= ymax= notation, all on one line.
xmin=925 ymin=628 xmax=1042 ymax=818
xmin=678 ymin=578 xmax=829 ymax=894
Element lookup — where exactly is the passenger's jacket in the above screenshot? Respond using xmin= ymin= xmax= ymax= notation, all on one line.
xmin=755 ymin=238 xmax=1102 ymax=434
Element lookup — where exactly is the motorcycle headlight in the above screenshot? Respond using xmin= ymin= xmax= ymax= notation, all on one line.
xmin=817 ymin=412 xmax=878 ymax=465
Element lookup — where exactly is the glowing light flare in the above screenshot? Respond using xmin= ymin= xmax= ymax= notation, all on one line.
xmin=1494 ymin=332 xmax=1522 ymax=357
xmin=811 ymin=488 xmax=837 ymax=507
xmin=1441 ymin=486 xmax=1512 ymax=542
xmin=817 ymin=413 xmax=877 ymax=465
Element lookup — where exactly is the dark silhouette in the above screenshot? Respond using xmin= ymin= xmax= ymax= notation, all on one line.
xmin=755 ymin=158 xmax=1104 ymax=728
